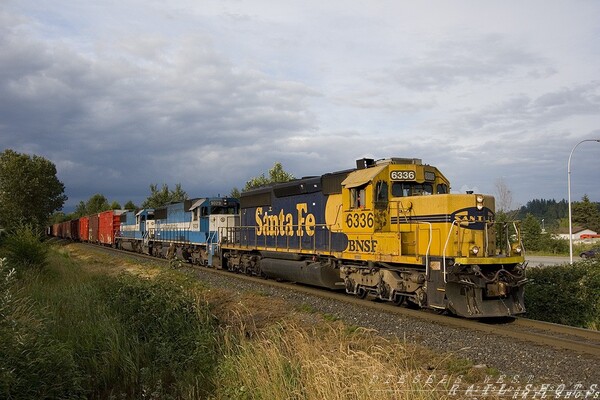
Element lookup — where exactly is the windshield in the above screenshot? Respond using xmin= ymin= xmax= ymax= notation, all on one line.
xmin=391 ymin=182 xmax=433 ymax=197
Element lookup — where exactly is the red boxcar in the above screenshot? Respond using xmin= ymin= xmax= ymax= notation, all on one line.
xmin=69 ymin=219 xmax=79 ymax=241
xmin=89 ymin=214 xmax=99 ymax=243
xmin=79 ymin=216 xmax=90 ymax=242
xmin=60 ymin=221 xmax=70 ymax=239
xmin=98 ymin=210 xmax=124 ymax=246
xmin=51 ymin=223 xmax=60 ymax=237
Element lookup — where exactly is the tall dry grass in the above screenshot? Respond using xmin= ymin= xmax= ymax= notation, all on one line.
xmin=212 ymin=313 xmax=459 ymax=400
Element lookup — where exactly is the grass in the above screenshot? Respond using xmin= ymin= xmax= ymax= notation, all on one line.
xmin=0 ymin=247 xmax=219 ymax=399
xmin=2 ymin=241 xmax=515 ymax=399
xmin=209 ymin=315 xmax=505 ymax=400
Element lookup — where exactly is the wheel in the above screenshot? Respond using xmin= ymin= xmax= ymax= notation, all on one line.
xmin=356 ymin=287 xmax=368 ymax=299
xmin=393 ymin=295 xmax=405 ymax=306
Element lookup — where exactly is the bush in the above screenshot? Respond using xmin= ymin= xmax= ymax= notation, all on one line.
xmin=0 ymin=224 xmax=48 ymax=273
xmin=525 ymin=260 xmax=600 ymax=329
xmin=103 ymin=274 xmax=218 ymax=398
xmin=0 ymin=257 xmax=85 ymax=399
xmin=0 ymin=250 xmax=219 ymax=399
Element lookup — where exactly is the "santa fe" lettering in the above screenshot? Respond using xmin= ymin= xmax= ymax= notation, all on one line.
xmin=255 ymin=203 xmax=316 ymax=237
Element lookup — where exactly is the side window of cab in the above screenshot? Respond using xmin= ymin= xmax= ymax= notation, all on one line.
xmin=350 ymin=184 xmax=367 ymax=209
xmin=375 ymin=181 xmax=388 ymax=209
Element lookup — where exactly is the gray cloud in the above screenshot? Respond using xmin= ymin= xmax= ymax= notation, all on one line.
xmin=2 ymin=2 xmax=600 ymax=210
xmin=0 ymin=12 xmax=320 ymax=207
xmin=383 ymin=35 xmax=553 ymax=92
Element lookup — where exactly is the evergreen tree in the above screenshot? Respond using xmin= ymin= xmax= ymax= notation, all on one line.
xmin=572 ymin=195 xmax=600 ymax=232
xmin=123 ymin=200 xmax=137 ymax=210
xmin=521 ymin=214 xmax=543 ymax=252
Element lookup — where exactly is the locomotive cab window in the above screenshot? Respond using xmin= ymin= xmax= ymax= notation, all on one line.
xmin=211 ymin=205 xmax=238 ymax=215
xmin=375 ymin=181 xmax=388 ymax=209
xmin=350 ymin=184 xmax=367 ymax=209
xmin=437 ymin=183 xmax=448 ymax=194
xmin=391 ymin=182 xmax=433 ymax=197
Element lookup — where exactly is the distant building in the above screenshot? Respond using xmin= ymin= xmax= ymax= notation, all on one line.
xmin=555 ymin=226 xmax=599 ymax=242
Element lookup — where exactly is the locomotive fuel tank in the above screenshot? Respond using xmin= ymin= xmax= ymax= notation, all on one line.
xmin=259 ymin=257 xmax=343 ymax=290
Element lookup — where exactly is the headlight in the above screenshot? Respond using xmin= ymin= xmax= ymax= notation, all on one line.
xmin=470 ymin=245 xmax=480 ymax=255
xmin=476 ymin=195 xmax=484 ymax=210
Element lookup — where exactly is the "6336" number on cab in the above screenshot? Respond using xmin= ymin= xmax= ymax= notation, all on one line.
xmin=346 ymin=212 xmax=374 ymax=229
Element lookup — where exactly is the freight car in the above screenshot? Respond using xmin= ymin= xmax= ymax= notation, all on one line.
xmin=219 ymin=158 xmax=527 ymax=318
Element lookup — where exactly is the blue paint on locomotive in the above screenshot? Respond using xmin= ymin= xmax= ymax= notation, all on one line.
xmin=118 ymin=208 xmax=154 ymax=240
xmin=241 ymin=191 xmax=347 ymax=252
xmin=154 ymin=197 xmax=239 ymax=245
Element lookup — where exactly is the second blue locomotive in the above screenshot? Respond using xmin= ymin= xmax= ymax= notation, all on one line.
xmin=117 ymin=197 xmax=239 ymax=267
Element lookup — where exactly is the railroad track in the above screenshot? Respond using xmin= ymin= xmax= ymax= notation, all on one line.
xmin=75 ymin=242 xmax=600 ymax=359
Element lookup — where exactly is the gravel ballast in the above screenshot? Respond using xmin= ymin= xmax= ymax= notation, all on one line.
xmin=186 ymin=265 xmax=600 ymax=392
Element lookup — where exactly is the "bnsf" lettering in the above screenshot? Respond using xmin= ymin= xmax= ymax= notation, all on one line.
xmin=347 ymin=239 xmax=378 ymax=253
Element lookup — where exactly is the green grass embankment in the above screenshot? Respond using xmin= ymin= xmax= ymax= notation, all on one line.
xmin=1 ymin=243 xmax=504 ymax=399
xmin=0 ymin=249 xmax=218 ymax=399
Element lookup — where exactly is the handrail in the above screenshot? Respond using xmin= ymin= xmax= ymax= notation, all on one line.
xmin=417 ymin=222 xmax=432 ymax=277
xmin=442 ymin=220 xmax=459 ymax=283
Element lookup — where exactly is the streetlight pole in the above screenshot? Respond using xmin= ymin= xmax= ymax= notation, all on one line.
xmin=568 ymin=139 xmax=600 ymax=264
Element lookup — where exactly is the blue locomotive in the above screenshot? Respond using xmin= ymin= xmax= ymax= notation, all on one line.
xmin=117 ymin=197 xmax=239 ymax=266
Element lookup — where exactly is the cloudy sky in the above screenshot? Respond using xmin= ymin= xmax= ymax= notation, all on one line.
xmin=2 ymin=1 xmax=600 ymax=211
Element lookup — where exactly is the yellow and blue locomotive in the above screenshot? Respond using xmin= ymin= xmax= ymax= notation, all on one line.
xmin=220 ymin=158 xmax=527 ymax=318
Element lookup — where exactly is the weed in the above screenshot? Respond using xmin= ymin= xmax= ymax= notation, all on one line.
xmin=0 ymin=224 xmax=48 ymax=274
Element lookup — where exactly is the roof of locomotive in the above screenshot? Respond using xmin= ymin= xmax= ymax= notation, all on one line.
xmin=239 ymin=157 xmax=446 ymax=208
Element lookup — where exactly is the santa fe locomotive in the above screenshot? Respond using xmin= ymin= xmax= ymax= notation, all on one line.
xmin=50 ymin=157 xmax=527 ymax=318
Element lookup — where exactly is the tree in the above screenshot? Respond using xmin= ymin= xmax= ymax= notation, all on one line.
xmin=242 ymin=162 xmax=295 ymax=192
xmin=521 ymin=213 xmax=543 ymax=252
xmin=123 ymin=200 xmax=137 ymax=210
xmin=0 ymin=149 xmax=66 ymax=230
xmin=572 ymin=195 xmax=600 ymax=233
xmin=495 ymin=178 xmax=513 ymax=214
xmin=74 ymin=194 xmax=111 ymax=217
xmin=229 ymin=188 xmax=241 ymax=199
xmin=141 ymin=183 xmax=188 ymax=208
xmin=110 ymin=201 xmax=121 ymax=210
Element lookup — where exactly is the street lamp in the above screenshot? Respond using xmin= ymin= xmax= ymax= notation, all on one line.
xmin=568 ymin=139 xmax=600 ymax=264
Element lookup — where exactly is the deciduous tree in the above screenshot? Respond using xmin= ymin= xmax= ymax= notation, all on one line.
xmin=242 ymin=162 xmax=295 ymax=192
xmin=0 ymin=149 xmax=66 ymax=230
xmin=74 ymin=194 xmax=111 ymax=217
xmin=142 ymin=183 xmax=188 ymax=208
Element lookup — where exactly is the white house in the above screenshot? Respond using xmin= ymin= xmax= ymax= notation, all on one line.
xmin=555 ymin=226 xmax=599 ymax=242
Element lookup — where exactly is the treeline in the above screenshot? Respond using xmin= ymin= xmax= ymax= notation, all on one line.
xmin=512 ymin=196 xmax=600 ymax=254
xmin=516 ymin=196 xmax=600 ymax=233
xmin=49 ymin=184 xmax=189 ymax=224
xmin=49 ymin=162 xmax=294 ymax=225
